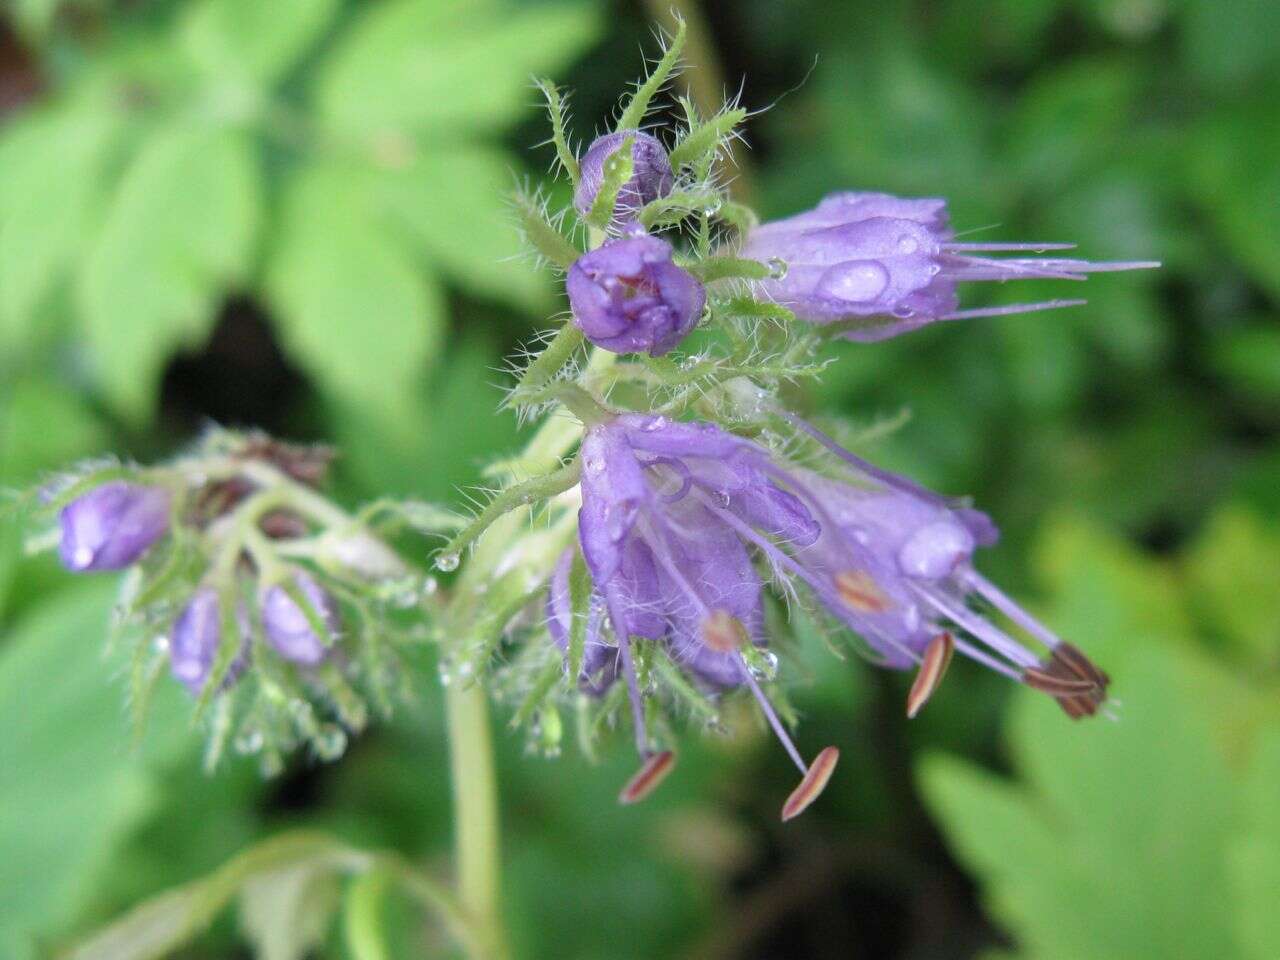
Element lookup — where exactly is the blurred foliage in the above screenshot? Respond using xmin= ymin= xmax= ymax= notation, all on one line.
xmin=0 ymin=0 xmax=1277 ymax=958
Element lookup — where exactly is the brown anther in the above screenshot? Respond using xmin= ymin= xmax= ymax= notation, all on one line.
xmin=701 ymin=609 xmax=749 ymax=653
xmin=906 ymin=631 xmax=955 ymax=719
xmin=834 ymin=570 xmax=892 ymax=614
xmin=618 ymin=751 xmax=676 ymax=805
xmin=781 ymin=746 xmax=840 ymax=822
xmin=1024 ymin=642 xmax=1110 ymax=720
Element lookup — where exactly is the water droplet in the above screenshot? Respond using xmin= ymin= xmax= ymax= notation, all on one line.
xmin=583 ymin=455 xmax=606 ymax=475
xmin=313 ymin=724 xmax=348 ymax=761
xmin=234 ymin=729 xmax=264 ymax=754
xmin=897 ymin=234 xmax=919 ymax=254
xmin=766 ymin=257 xmax=789 ymax=280
xmin=746 ymin=649 xmax=779 ymax=682
xmin=892 ymin=305 xmax=914 ymax=319
xmin=640 ymin=415 xmax=666 ymax=432
xmin=927 ymin=263 xmax=941 ymax=277
xmin=434 ymin=552 xmax=460 ymax=572
xmin=817 ymin=260 xmax=889 ymax=304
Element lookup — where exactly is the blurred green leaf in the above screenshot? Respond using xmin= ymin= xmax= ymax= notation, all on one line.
xmin=1183 ymin=505 xmax=1280 ymax=662
xmin=1230 ymin=728 xmax=1280 ymax=960
xmin=1178 ymin=0 xmax=1280 ymax=89
xmin=0 ymin=106 xmax=123 ymax=353
xmin=180 ymin=0 xmax=340 ymax=89
xmin=374 ymin=146 xmax=549 ymax=309
xmin=1211 ymin=323 xmax=1280 ymax=404
xmin=77 ymin=123 xmax=260 ymax=422
xmin=314 ymin=0 xmax=600 ymax=140
xmin=264 ymin=161 xmax=443 ymax=422
xmin=0 ymin=581 xmax=194 ymax=948
xmin=238 ymin=858 xmax=342 ymax=960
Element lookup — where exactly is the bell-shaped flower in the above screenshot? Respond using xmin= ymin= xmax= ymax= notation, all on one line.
xmin=58 ymin=482 xmax=171 ymax=572
xmin=742 ymin=190 xmax=1158 ymax=340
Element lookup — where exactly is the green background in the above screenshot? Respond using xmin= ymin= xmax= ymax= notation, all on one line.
xmin=1 ymin=0 xmax=1278 ymax=957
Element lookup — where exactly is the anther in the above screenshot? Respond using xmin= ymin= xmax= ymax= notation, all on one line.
xmin=618 ymin=751 xmax=676 ymax=805
xmin=781 ymin=746 xmax=840 ymax=821
xmin=834 ymin=570 xmax=892 ymax=614
xmin=906 ymin=631 xmax=954 ymax=719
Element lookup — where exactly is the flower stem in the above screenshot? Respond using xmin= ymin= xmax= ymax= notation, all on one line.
xmin=445 ymin=680 xmax=508 ymax=960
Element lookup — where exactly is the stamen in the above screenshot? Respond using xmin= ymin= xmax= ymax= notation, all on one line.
xmin=702 ymin=609 xmax=749 ymax=653
xmin=906 ymin=631 xmax=954 ymax=718
xmin=1022 ymin=642 xmax=1110 ymax=720
xmin=610 ymin=606 xmax=651 ymax=756
xmin=942 ymin=242 xmax=1077 ymax=252
xmin=618 ymin=750 xmax=676 ymax=804
xmin=781 ymin=746 xmax=840 ymax=822
xmin=1022 ymin=668 xmax=1098 ymax=695
xmin=939 ymin=299 xmax=1087 ymax=321
xmin=737 ymin=655 xmax=807 ymax=774
xmin=834 ymin=570 xmax=892 ymax=614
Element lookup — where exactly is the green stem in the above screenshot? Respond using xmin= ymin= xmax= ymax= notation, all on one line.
xmin=446 ymin=681 xmax=508 ymax=960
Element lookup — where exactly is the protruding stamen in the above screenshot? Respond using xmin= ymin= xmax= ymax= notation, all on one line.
xmin=1035 ymin=642 xmax=1110 ymax=720
xmin=781 ymin=746 xmax=840 ymax=822
xmin=737 ymin=655 xmax=807 ymax=774
xmin=701 ymin=609 xmax=749 ymax=653
xmin=942 ymin=242 xmax=1077 ymax=252
xmin=906 ymin=631 xmax=955 ymax=718
xmin=618 ymin=751 xmax=676 ymax=805
xmin=834 ymin=570 xmax=892 ymax=614
xmin=1022 ymin=667 xmax=1098 ymax=695
xmin=1050 ymin=642 xmax=1111 ymax=687
xmin=939 ymin=299 xmax=1087 ymax=321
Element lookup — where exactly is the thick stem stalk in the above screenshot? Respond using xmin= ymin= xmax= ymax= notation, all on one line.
xmin=446 ymin=681 xmax=508 ymax=960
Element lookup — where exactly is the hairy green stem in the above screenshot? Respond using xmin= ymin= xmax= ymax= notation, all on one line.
xmin=446 ymin=681 xmax=508 ymax=960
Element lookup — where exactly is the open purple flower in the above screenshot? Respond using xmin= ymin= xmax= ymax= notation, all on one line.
xmin=169 ymin=588 xmax=248 ymax=695
xmin=565 ymin=412 xmax=1111 ymax=812
xmin=566 ymin=234 xmax=705 ymax=356
xmin=58 ymin=482 xmax=171 ymax=572
xmin=571 ymin=413 xmax=837 ymax=812
xmin=261 ymin=571 xmax=341 ymax=665
xmin=742 ymin=190 xmax=1159 ymax=340
xmin=573 ymin=130 xmax=674 ymax=225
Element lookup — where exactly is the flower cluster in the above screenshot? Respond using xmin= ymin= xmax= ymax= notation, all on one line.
xmin=489 ymin=28 xmax=1151 ymax=820
xmin=40 ymin=430 xmax=442 ymax=772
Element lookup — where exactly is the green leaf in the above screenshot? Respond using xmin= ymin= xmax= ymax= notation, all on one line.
xmin=180 ymin=0 xmax=340 ymax=88
xmin=77 ymin=123 xmax=260 ymax=422
xmin=0 ymin=105 xmax=123 ymax=352
xmin=314 ymin=0 xmax=599 ymax=140
xmin=264 ymin=161 xmax=443 ymax=420
xmin=921 ymin=640 xmax=1241 ymax=959
xmin=0 ymin=582 xmax=194 ymax=948
xmin=238 ymin=859 xmax=342 ymax=960
xmin=373 ymin=146 xmax=548 ymax=309
xmin=1230 ymin=728 xmax=1280 ymax=960
xmin=1211 ymin=324 xmax=1280 ymax=403
xmin=1182 ymin=505 xmax=1280 ymax=661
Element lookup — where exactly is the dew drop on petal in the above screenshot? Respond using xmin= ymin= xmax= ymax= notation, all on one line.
xmin=766 ymin=257 xmax=789 ymax=280
xmin=818 ymin=260 xmax=890 ymax=304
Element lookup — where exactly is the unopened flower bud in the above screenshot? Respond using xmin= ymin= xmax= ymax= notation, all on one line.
xmin=566 ymin=234 xmax=705 ymax=356
xmin=58 ymin=482 xmax=171 ymax=572
xmin=573 ymin=130 xmax=674 ymax=225
xmin=321 ymin=530 xmax=407 ymax=581
xmin=261 ymin=572 xmax=340 ymax=665
xmin=170 ymin=588 xmax=248 ymax=694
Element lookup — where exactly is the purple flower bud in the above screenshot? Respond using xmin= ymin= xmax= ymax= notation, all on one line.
xmin=58 ymin=482 xmax=171 ymax=572
xmin=169 ymin=588 xmax=248 ymax=694
xmin=261 ymin=572 xmax=340 ymax=665
xmin=566 ymin=235 xmax=705 ymax=356
xmin=742 ymin=190 xmax=1159 ymax=340
xmin=573 ymin=131 xmax=674 ymax=224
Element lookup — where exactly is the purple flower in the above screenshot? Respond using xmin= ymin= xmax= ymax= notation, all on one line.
xmin=261 ymin=571 xmax=340 ymax=665
xmin=546 ymin=549 xmax=618 ymax=694
xmin=573 ymin=131 xmax=674 ymax=225
xmin=571 ymin=413 xmax=836 ymax=809
xmin=58 ymin=482 xmax=171 ymax=572
xmin=742 ymin=191 xmax=1159 ymax=340
xmin=169 ymin=588 xmax=248 ymax=694
xmin=566 ymin=234 xmax=705 ymax=356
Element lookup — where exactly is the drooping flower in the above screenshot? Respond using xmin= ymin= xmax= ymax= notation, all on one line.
xmin=58 ymin=482 xmax=171 ymax=572
xmin=563 ymin=411 xmax=1111 ymax=812
xmin=169 ymin=588 xmax=248 ymax=694
xmin=742 ymin=190 xmax=1159 ymax=340
xmin=566 ymin=234 xmax=705 ymax=356
xmin=261 ymin=571 xmax=341 ymax=665
xmin=573 ymin=130 xmax=674 ymax=225
xmin=568 ymin=413 xmax=838 ymax=812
